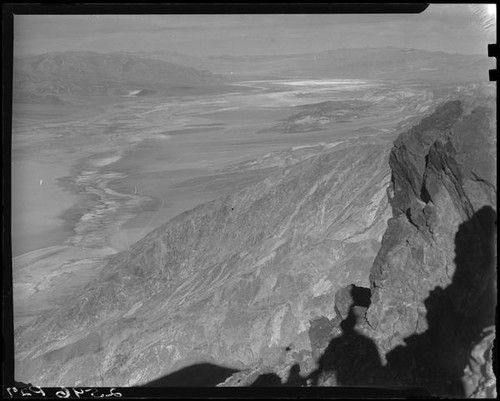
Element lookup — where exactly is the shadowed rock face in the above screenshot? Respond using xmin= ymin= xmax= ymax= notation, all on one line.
xmin=142 ymin=363 xmax=238 ymax=387
xmin=363 ymin=98 xmax=496 ymax=396
xmin=334 ymin=284 xmax=371 ymax=320
xmin=15 ymin=140 xmax=391 ymax=386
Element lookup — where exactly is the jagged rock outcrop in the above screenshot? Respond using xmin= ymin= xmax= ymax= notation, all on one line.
xmin=247 ymin=96 xmax=496 ymax=395
xmin=463 ymin=326 xmax=497 ymax=398
xmin=306 ymin=283 xmax=372 ymax=364
xmin=361 ymin=98 xmax=497 ymax=396
xmin=334 ymin=284 xmax=371 ymax=321
xmin=208 ymin=96 xmax=496 ymax=393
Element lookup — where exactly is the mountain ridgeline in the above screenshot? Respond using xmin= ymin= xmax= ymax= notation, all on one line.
xmin=12 ymin=51 xmax=220 ymax=101
xmin=130 ymin=48 xmax=490 ymax=82
xmin=220 ymin=96 xmax=496 ymax=396
xmin=12 ymin=48 xmax=491 ymax=104
xmin=363 ymin=97 xmax=496 ymax=396
xmin=208 ymin=47 xmax=490 ymax=82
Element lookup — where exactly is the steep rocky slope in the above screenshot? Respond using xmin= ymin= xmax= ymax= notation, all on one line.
xmin=364 ymin=97 xmax=497 ymax=396
xmin=305 ymin=98 xmax=496 ymax=396
xmin=15 ymin=140 xmax=391 ymax=386
xmin=218 ymin=96 xmax=496 ymax=396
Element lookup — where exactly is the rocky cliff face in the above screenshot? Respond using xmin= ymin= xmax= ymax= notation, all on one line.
xmin=15 ymin=140 xmax=391 ymax=386
xmin=303 ymin=97 xmax=496 ymax=396
xmin=364 ymin=97 xmax=497 ymax=396
xmin=220 ymin=96 xmax=496 ymax=396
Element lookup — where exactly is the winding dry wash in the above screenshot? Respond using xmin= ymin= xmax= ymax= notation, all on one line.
xmin=9 ymin=7 xmax=496 ymax=398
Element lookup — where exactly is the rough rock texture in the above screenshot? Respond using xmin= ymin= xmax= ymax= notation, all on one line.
xmin=200 ymin=96 xmax=497 ymax=393
xmin=308 ymin=316 xmax=341 ymax=361
xmin=15 ymin=140 xmax=391 ymax=386
xmin=334 ymin=284 xmax=371 ymax=320
xmin=312 ymin=305 xmax=383 ymax=387
xmin=462 ymin=326 xmax=497 ymax=398
xmin=307 ymin=284 xmax=371 ymax=362
xmin=361 ymin=98 xmax=496 ymax=396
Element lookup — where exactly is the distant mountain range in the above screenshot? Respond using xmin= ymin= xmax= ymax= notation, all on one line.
xmin=12 ymin=51 xmax=221 ymax=102
xmin=287 ymin=47 xmax=490 ymax=82
xmin=132 ymin=47 xmax=491 ymax=82
xmin=11 ymin=48 xmax=490 ymax=103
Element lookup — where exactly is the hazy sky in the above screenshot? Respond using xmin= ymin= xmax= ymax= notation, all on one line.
xmin=13 ymin=4 xmax=496 ymax=57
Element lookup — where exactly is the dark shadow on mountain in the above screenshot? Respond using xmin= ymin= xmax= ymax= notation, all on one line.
xmin=250 ymin=372 xmax=283 ymax=387
xmin=284 ymin=364 xmax=307 ymax=386
xmin=142 ymin=363 xmax=239 ymax=387
xmin=14 ymin=381 xmax=34 ymax=388
xmin=350 ymin=286 xmax=371 ymax=308
xmin=250 ymin=364 xmax=307 ymax=387
xmin=140 ymin=208 xmax=495 ymax=393
xmin=308 ymin=306 xmax=385 ymax=387
xmin=307 ymin=206 xmax=496 ymax=396
xmin=384 ymin=206 xmax=497 ymax=396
